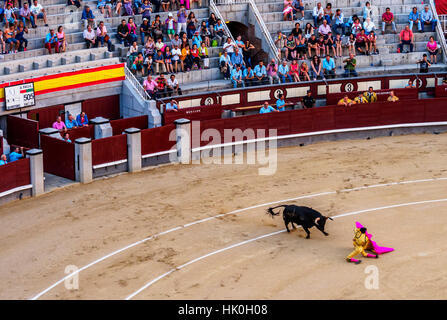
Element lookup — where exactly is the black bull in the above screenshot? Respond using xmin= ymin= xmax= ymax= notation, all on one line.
xmin=267 ymin=205 xmax=333 ymax=239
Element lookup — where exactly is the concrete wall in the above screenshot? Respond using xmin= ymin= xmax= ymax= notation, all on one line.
xmin=120 ymin=80 xmax=162 ymax=128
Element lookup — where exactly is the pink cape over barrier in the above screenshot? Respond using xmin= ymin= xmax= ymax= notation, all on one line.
xmin=355 ymin=222 xmax=394 ymax=255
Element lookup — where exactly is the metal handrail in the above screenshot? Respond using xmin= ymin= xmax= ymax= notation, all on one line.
xmin=124 ymin=64 xmax=151 ymax=101
xmin=210 ymin=0 xmax=236 ymax=42
xmin=429 ymin=0 xmax=447 ymax=63
xmin=247 ymin=0 xmax=280 ymax=62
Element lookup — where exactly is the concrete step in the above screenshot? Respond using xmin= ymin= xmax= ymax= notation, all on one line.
xmin=254 ymin=0 xmax=427 ymax=8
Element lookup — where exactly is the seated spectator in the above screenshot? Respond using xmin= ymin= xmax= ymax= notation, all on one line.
xmin=155 ymin=73 xmax=167 ymax=97
xmin=15 ymin=22 xmax=28 ymax=52
xmin=219 ymin=50 xmax=232 ymax=80
xmin=0 ymin=154 xmax=7 ymax=166
xmin=363 ymin=17 xmax=375 ymax=35
xmin=367 ymin=31 xmax=378 ymax=55
xmin=143 ymin=54 xmax=153 ymax=75
xmin=153 ymin=49 xmax=165 ymax=74
xmin=199 ymin=42 xmax=209 ymax=69
xmin=9 ymin=147 xmax=24 ymax=162
xmin=76 ymin=112 xmax=89 ymax=127
xmin=214 ymin=19 xmax=227 ymax=46
xmin=406 ymin=80 xmax=416 ymax=88
xmin=346 ymin=33 xmax=356 ymax=56
xmin=275 ymin=31 xmax=287 ymax=60
xmin=127 ymin=17 xmax=138 ymax=44
xmin=418 ymin=53 xmax=431 ymax=73
xmin=322 ymin=54 xmax=335 ymax=79
xmin=96 ymin=21 xmax=112 ymax=51
xmin=259 ymin=101 xmax=278 ymax=114
xmin=303 ymin=23 xmax=314 ymax=39
xmin=382 ymin=7 xmax=397 ymax=34
xmin=140 ymin=0 xmax=152 ymax=24
xmin=427 ymin=36 xmax=438 ymax=64
xmin=310 ymin=55 xmax=324 ymax=81
xmin=421 ymin=5 xmax=437 ymax=32
xmin=81 ymin=5 xmax=95 ymax=28
xmin=63 ymin=133 xmax=72 ymax=143
xmin=408 ymin=7 xmax=422 ymax=33
xmin=292 ymin=0 xmax=304 ymax=21
xmin=172 ymin=43 xmax=182 ymax=72
xmin=223 ymin=37 xmax=236 ymax=59
xmin=164 ymin=46 xmax=174 ymax=73
xmin=267 ymin=58 xmax=280 ymax=84
xmin=317 ymin=35 xmax=326 ymax=56
xmin=363 ymin=86 xmax=377 ymax=103
xmin=398 ymin=25 xmax=414 ymax=53
xmin=83 ymin=25 xmax=96 ymax=48
xmin=181 ymin=43 xmax=193 ymax=71
xmin=20 ymin=2 xmax=36 ymax=28
xmin=243 ymin=66 xmax=255 ymax=86
xmin=190 ymin=43 xmax=201 ymax=69
xmin=353 ymin=93 xmax=367 ymax=104
xmin=167 ymin=74 xmax=182 ymax=96
xmin=296 ymin=34 xmax=307 ymax=60
xmin=0 ymin=31 xmax=6 ymax=54
xmin=132 ymin=53 xmax=145 ymax=75
xmin=116 ymin=19 xmax=129 ymax=46
xmin=67 ymin=0 xmax=83 ymax=9
xmin=154 ymin=37 xmax=166 ymax=53
xmin=299 ymin=61 xmax=311 ymax=81
xmin=302 ymin=90 xmax=315 ymax=108
xmin=98 ymin=0 xmax=112 ymax=18
xmin=207 ymin=12 xmax=217 ymax=38
xmin=4 ymin=24 xmax=19 ymax=54
xmin=312 ymin=2 xmax=324 ymax=27
xmin=171 ymin=33 xmax=182 ymax=49
xmin=143 ymin=75 xmax=158 ymax=99
xmin=307 ymin=34 xmax=318 ymax=57
xmin=338 ymin=95 xmax=354 ymax=106
xmin=276 ymin=93 xmax=288 ymax=111
xmin=283 ymin=0 xmax=293 ymax=21
xmin=285 ymin=34 xmax=297 ymax=60
xmin=231 ymin=47 xmax=244 ymax=68
xmin=387 ymin=90 xmax=399 ymax=102
xmin=165 ymin=98 xmax=179 ymax=112
xmin=186 ymin=11 xmax=198 ymax=39
xmin=345 ymin=14 xmax=359 ymax=31
xmin=253 ymin=60 xmax=268 ymax=85
xmin=231 ymin=64 xmax=244 ymax=88
xmin=324 ymin=32 xmax=336 ymax=57
xmin=53 ymin=116 xmax=67 ymax=131
xmin=362 ymin=1 xmax=375 ymax=22
xmin=333 ymin=9 xmax=345 ymax=35
xmin=199 ymin=21 xmax=211 ymax=47
xmin=3 ymin=3 xmax=18 ymax=27
xmin=30 ymin=0 xmax=48 ymax=27
xmin=318 ymin=19 xmax=331 ymax=37
xmin=57 ymin=26 xmax=67 ymax=52
xmin=65 ymin=114 xmax=78 ymax=129
xmin=343 ymin=53 xmax=357 ymax=77
xmin=45 ymin=28 xmax=59 ymax=54
xmin=278 ymin=59 xmax=292 ymax=83
xmin=355 ymin=29 xmax=369 ymax=55
xmin=289 ymin=59 xmax=300 ymax=82
xmin=351 ymin=17 xmax=362 ymax=35
xmin=323 ymin=3 xmax=333 ymax=24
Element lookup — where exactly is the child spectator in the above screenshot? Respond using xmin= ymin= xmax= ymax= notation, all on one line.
xmin=132 ymin=52 xmax=145 ymax=75
xmin=368 ymin=30 xmax=377 ymax=55
xmin=165 ymin=13 xmax=176 ymax=40
xmin=335 ymin=33 xmax=342 ymax=57
xmin=63 ymin=133 xmax=72 ymax=143
xmin=199 ymin=41 xmax=209 ymax=69
xmin=418 ymin=54 xmax=431 ymax=73
xmin=143 ymin=54 xmax=153 ymax=75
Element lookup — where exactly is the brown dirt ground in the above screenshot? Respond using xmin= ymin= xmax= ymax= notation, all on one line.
xmin=0 ymin=133 xmax=447 ymax=300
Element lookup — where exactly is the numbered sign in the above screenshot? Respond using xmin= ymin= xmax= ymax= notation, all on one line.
xmin=4 ymin=83 xmax=35 ymax=110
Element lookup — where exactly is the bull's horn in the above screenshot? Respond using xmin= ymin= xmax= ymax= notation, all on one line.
xmin=315 ymin=217 xmax=320 ymax=224
xmin=326 ymin=216 xmax=334 ymax=221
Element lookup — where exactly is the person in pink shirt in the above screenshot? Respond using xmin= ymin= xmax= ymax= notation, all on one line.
xmin=381 ymin=7 xmax=397 ymax=34
xmin=52 ymin=116 xmax=67 ymax=132
xmin=267 ymin=58 xmax=280 ymax=84
xmin=289 ymin=59 xmax=300 ymax=82
xmin=318 ymin=19 xmax=331 ymax=37
xmin=398 ymin=25 xmax=414 ymax=53
xmin=426 ymin=36 xmax=438 ymax=64
xmin=143 ymin=75 xmax=158 ymax=99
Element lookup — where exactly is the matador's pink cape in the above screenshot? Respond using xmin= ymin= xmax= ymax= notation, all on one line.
xmin=356 ymin=222 xmax=394 ymax=254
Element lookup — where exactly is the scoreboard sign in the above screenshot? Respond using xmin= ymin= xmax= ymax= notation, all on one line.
xmin=4 ymin=83 xmax=35 ymax=110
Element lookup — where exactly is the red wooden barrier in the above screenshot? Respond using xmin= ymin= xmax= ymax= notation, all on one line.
xmin=424 ymin=98 xmax=447 ymax=122
xmin=325 ymin=88 xmax=418 ymax=106
xmin=40 ymin=135 xmax=75 ymax=180
xmin=7 ymin=115 xmax=39 ymax=149
xmin=163 ymin=104 xmax=223 ymax=125
xmin=28 ymin=104 xmax=65 ymax=129
xmin=91 ymin=134 xmax=127 ymax=166
xmin=82 ymin=95 xmax=120 ymax=120
xmin=0 ymin=135 xmax=3 ymax=155
xmin=110 ymin=116 xmax=148 ymax=136
xmin=435 ymin=84 xmax=447 ymax=97
xmin=66 ymin=126 xmax=95 ymax=141
xmin=0 ymin=158 xmax=31 ymax=194
xmin=141 ymin=124 xmax=176 ymax=156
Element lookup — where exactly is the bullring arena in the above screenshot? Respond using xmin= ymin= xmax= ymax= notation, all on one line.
xmin=1 ymin=132 xmax=447 ymax=300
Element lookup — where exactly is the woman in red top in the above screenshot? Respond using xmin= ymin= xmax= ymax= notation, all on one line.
xmin=289 ymin=59 xmax=300 ymax=82
xmin=300 ymin=61 xmax=311 ymax=82
xmin=426 ymin=36 xmax=438 ymax=64
xmin=190 ymin=43 xmax=201 ymax=69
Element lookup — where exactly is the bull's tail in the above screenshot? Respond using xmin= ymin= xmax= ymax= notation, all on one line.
xmin=266 ymin=205 xmax=288 ymax=218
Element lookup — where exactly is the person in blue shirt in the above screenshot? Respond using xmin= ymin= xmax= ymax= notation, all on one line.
xmin=253 ymin=61 xmax=267 ymax=85
xmin=408 ymin=7 xmax=422 ymax=32
xmin=231 ymin=48 xmax=245 ymax=68
xmin=421 ymin=5 xmax=437 ymax=32
xmin=231 ymin=65 xmax=245 ymax=88
xmin=259 ymin=101 xmax=278 ymax=114
xmin=278 ymin=60 xmax=293 ymax=83
xmin=192 ymin=32 xmax=202 ymax=49
xmin=8 ymin=147 xmax=24 ymax=162
xmin=65 ymin=114 xmax=78 ymax=129
xmin=322 ymin=55 xmax=336 ymax=79
xmin=45 ymin=29 xmax=59 ymax=54
xmin=276 ymin=93 xmax=286 ymax=111
xmin=243 ymin=66 xmax=254 ymax=86
xmin=165 ymin=99 xmax=179 ymax=111
xmin=81 ymin=5 xmax=95 ymax=28
xmin=76 ymin=112 xmax=89 ymax=127
xmin=63 ymin=133 xmax=72 ymax=143
xmin=333 ymin=9 xmax=345 ymax=35
xmin=0 ymin=154 xmax=7 ymax=166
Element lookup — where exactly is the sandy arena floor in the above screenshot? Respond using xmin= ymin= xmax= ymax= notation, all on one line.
xmin=1 ymin=133 xmax=447 ymax=300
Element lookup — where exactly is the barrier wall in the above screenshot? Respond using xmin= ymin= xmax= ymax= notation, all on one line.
xmin=91 ymin=134 xmax=127 ymax=166
xmin=66 ymin=126 xmax=95 ymax=141
xmin=40 ymin=135 xmax=75 ymax=180
xmin=0 ymin=158 xmax=31 ymax=194
xmin=163 ymin=105 xmax=223 ymax=125
xmin=435 ymin=84 xmax=447 ymax=97
xmin=28 ymin=105 xmax=65 ymax=129
xmin=141 ymin=124 xmax=176 ymax=156
xmin=110 ymin=115 xmax=148 ymax=136
xmin=7 ymin=116 xmax=39 ymax=149
xmin=82 ymin=95 xmax=120 ymax=120
xmin=326 ymin=88 xmax=419 ymax=105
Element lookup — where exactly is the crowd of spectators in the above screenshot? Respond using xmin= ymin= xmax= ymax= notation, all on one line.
xmin=51 ymin=111 xmax=89 ymax=132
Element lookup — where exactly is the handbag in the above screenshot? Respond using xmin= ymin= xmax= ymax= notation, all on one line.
xmin=104 ymin=34 xmax=110 ymax=42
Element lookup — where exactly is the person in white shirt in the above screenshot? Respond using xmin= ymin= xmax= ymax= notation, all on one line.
xmin=318 ymin=19 xmax=332 ymax=36
xmin=30 ymin=0 xmax=48 ymax=26
xmin=167 ymin=75 xmax=182 ymax=96
xmin=171 ymin=44 xmax=182 ymax=72
xmin=313 ymin=2 xmax=324 ymax=27
xmin=83 ymin=25 xmax=96 ymax=48
xmin=223 ymin=37 xmax=236 ymax=59
xmin=363 ymin=17 xmax=376 ymax=35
